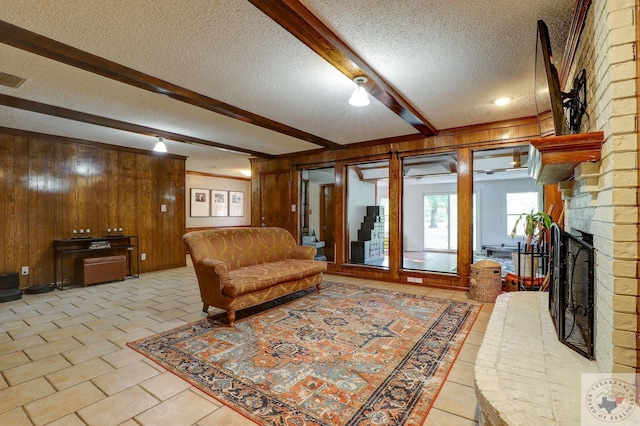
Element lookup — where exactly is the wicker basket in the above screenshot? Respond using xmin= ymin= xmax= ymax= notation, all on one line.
xmin=469 ymin=260 xmax=502 ymax=302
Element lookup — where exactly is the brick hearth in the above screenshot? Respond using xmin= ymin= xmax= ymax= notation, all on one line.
xmin=475 ymin=292 xmax=599 ymax=425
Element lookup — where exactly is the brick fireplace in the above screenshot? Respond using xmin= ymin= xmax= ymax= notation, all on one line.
xmin=562 ymin=0 xmax=639 ymax=374
xmin=475 ymin=2 xmax=638 ymax=423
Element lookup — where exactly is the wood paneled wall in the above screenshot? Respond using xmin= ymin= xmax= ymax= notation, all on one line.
xmin=251 ymin=117 xmax=544 ymax=289
xmin=0 ymin=129 xmax=186 ymax=288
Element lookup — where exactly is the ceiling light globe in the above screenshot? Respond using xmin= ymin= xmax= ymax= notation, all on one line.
xmin=494 ymin=97 xmax=511 ymax=106
xmin=153 ymin=137 xmax=168 ymax=153
xmin=349 ymin=76 xmax=370 ymax=107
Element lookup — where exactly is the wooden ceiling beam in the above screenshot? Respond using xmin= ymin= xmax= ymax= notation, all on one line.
xmin=0 ymin=94 xmax=275 ymax=158
xmin=249 ymin=0 xmax=438 ymax=137
xmin=0 ymin=19 xmax=342 ymax=151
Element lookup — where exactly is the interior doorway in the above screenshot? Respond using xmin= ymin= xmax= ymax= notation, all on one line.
xmin=319 ymin=184 xmax=335 ymax=261
xmin=300 ymin=167 xmax=335 ymax=262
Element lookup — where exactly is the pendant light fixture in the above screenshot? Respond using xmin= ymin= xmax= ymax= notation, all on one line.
xmin=349 ymin=76 xmax=370 ymax=107
xmin=153 ymin=136 xmax=168 ymax=153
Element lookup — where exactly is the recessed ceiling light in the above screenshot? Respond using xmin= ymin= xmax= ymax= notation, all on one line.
xmin=494 ymin=97 xmax=511 ymax=106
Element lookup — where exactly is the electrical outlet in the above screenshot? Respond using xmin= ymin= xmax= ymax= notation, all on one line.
xmin=161 ymin=204 xmax=167 ymax=212
xmin=407 ymin=277 xmax=423 ymax=283
xmin=141 ymin=253 xmax=146 ymax=261
xmin=21 ymin=266 xmax=29 ymax=275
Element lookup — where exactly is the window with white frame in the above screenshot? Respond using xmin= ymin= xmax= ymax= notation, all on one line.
xmin=506 ymin=192 xmax=540 ymax=235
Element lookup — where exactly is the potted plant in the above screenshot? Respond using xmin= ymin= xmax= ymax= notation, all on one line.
xmin=510 ymin=209 xmax=554 ymax=280
xmin=510 ymin=210 xmax=554 ymax=251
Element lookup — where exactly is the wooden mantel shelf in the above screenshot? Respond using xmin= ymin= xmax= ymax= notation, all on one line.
xmin=527 ymin=131 xmax=603 ymax=184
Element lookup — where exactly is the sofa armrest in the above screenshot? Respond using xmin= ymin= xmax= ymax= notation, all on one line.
xmin=194 ymin=258 xmax=231 ymax=294
xmin=290 ymin=245 xmax=316 ymax=260
xmin=202 ymin=258 xmax=230 ymax=277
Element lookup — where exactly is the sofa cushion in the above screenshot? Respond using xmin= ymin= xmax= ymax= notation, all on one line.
xmin=223 ymin=259 xmax=326 ymax=297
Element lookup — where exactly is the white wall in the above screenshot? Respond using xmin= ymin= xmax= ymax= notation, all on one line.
xmin=402 ymin=177 xmax=540 ymax=252
xmin=474 ymin=177 xmax=541 ymax=248
xmin=185 ymin=174 xmax=251 ymax=228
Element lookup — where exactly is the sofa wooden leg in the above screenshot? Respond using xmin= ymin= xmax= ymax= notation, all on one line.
xmin=202 ymin=303 xmax=209 ymax=313
xmin=316 ymin=283 xmax=322 ymax=293
xmin=227 ymin=310 xmax=236 ymax=327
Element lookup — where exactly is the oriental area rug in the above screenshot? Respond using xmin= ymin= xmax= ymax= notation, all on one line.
xmin=127 ymin=282 xmax=480 ymax=425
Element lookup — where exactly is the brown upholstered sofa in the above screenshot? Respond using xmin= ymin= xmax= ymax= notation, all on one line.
xmin=182 ymin=227 xmax=327 ymax=327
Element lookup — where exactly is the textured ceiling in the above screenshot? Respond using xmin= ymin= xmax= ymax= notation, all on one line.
xmin=0 ymin=0 xmax=575 ymax=175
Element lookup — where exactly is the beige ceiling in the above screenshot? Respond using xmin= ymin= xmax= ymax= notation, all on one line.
xmin=0 ymin=0 xmax=575 ymax=176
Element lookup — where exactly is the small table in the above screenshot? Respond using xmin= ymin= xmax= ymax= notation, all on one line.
xmin=53 ymin=235 xmax=140 ymax=289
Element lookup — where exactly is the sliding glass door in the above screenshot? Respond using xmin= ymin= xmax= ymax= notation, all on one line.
xmin=423 ymin=194 xmax=458 ymax=251
xmin=402 ymin=153 xmax=458 ymax=273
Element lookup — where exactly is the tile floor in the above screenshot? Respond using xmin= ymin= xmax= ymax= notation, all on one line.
xmin=0 ymin=263 xmax=492 ymax=425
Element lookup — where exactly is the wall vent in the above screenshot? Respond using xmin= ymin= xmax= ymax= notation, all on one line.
xmin=0 ymin=72 xmax=26 ymax=88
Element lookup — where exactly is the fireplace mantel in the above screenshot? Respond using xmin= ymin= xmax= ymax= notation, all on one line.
xmin=527 ymin=131 xmax=603 ymax=184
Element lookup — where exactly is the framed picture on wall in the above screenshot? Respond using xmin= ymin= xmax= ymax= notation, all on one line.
xmin=211 ymin=190 xmax=228 ymax=216
xmin=190 ymin=188 xmax=210 ymax=217
xmin=229 ymin=191 xmax=244 ymax=217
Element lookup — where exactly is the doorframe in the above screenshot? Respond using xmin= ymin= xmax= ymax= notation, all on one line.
xmin=319 ymin=183 xmax=333 ymax=242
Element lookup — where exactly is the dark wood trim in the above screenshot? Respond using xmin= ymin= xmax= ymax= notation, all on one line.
xmin=559 ymin=0 xmax=592 ymax=87
xmin=277 ymin=116 xmax=539 ymax=161
xmin=456 ymin=148 xmax=473 ymax=287
xmin=289 ymin=151 xmax=392 ymax=170
xmin=248 ymin=0 xmax=438 ymax=137
xmin=363 ymin=133 xmax=425 ymax=145
xmin=318 ymin=183 xmax=331 ymax=242
xmin=439 ymin=115 xmax=539 ymax=135
xmin=0 ymin=94 xmax=274 ymax=159
xmin=186 ymin=170 xmax=251 ymax=181
xmin=342 ymin=134 xmax=425 ymax=151
xmin=396 ymin=139 xmax=531 ymax=159
xmin=0 ymin=19 xmax=341 ymax=150
xmin=0 ymin=126 xmax=187 ymax=159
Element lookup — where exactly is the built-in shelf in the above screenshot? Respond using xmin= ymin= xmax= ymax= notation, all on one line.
xmin=527 ymin=131 xmax=603 ymax=184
